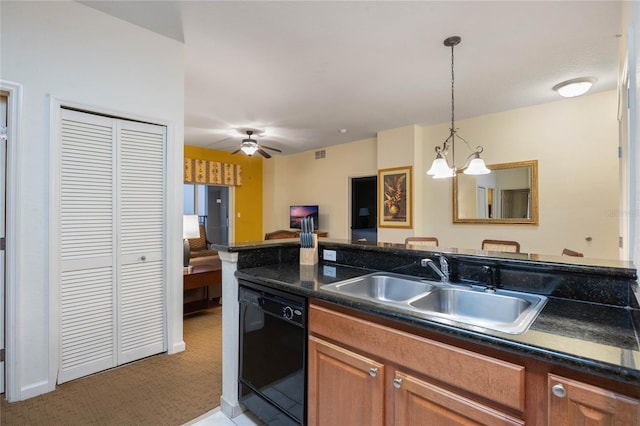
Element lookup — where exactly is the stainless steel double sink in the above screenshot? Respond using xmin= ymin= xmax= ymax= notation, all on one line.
xmin=321 ymin=272 xmax=547 ymax=334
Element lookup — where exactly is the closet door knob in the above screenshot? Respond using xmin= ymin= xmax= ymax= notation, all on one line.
xmin=552 ymin=383 xmax=566 ymax=398
xmin=369 ymin=368 xmax=378 ymax=377
xmin=141 ymin=256 xmax=146 ymax=261
xmin=393 ymin=378 xmax=402 ymax=389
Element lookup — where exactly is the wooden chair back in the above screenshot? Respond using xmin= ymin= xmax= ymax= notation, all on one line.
xmin=562 ymin=248 xmax=584 ymax=257
xmin=405 ymin=237 xmax=439 ymax=247
xmin=264 ymin=229 xmax=298 ymax=240
xmin=482 ymin=239 xmax=521 ymax=253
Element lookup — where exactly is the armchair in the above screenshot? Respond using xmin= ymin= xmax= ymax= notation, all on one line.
xmin=188 ymin=224 xmax=219 ymax=262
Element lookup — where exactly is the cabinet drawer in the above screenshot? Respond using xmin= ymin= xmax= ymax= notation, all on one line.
xmin=310 ymin=304 xmax=525 ymax=412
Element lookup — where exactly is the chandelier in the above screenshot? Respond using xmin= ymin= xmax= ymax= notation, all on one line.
xmin=427 ymin=36 xmax=490 ymax=179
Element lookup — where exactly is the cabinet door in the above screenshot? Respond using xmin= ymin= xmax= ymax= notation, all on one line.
xmin=394 ymin=371 xmax=524 ymax=426
xmin=308 ymin=336 xmax=384 ymax=426
xmin=117 ymin=120 xmax=166 ymax=364
xmin=548 ymin=374 xmax=640 ymax=425
xmin=58 ymin=109 xmax=117 ymax=383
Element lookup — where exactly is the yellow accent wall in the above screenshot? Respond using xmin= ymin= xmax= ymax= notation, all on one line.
xmin=184 ymin=146 xmax=263 ymax=242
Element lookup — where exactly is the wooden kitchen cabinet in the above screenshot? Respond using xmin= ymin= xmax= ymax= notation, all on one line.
xmin=309 ymin=301 xmax=640 ymax=425
xmin=394 ymin=371 xmax=523 ymax=425
xmin=548 ymin=374 xmax=640 ymax=425
xmin=309 ymin=302 xmax=524 ymax=426
xmin=308 ymin=335 xmax=384 ymax=426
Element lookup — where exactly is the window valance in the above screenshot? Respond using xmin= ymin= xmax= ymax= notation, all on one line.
xmin=184 ymin=158 xmax=242 ymax=186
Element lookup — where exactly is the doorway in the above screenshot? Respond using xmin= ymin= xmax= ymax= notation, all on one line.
xmin=206 ymin=186 xmax=229 ymax=246
xmin=184 ymin=184 xmax=230 ymax=245
xmin=1 ymin=80 xmax=20 ymax=401
xmin=500 ymin=189 xmax=531 ymax=219
xmin=0 ymin=93 xmax=7 ymax=394
xmin=351 ymin=176 xmax=377 ymax=242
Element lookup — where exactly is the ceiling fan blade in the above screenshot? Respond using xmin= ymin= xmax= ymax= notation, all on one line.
xmin=260 ymin=145 xmax=282 ymax=153
xmin=231 ymin=149 xmax=241 ymax=154
xmin=257 ymin=148 xmax=272 ymax=159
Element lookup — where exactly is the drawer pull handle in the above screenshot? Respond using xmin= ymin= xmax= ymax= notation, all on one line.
xmin=552 ymin=383 xmax=566 ymax=398
xmin=369 ymin=368 xmax=378 ymax=377
xmin=393 ymin=378 xmax=402 ymax=389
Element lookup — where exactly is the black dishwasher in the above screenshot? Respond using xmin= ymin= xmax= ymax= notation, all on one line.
xmin=238 ymin=280 xmax=307 ymax=426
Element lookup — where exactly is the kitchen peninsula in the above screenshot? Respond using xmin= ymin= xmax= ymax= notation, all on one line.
xmin=214 ymin=238 xmax=640 ymax=425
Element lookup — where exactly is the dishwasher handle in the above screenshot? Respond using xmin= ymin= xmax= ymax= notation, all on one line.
xmin=239 ymin=286 xmax=262 ymax=307
xmin=239 ymin=285 xmax=306 ymax=326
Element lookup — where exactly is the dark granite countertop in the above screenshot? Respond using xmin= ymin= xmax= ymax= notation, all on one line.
xmin=235 ymin=261 xmax=640 ymax=386
xmin=216 ymin=237 xmax=637 ymax=273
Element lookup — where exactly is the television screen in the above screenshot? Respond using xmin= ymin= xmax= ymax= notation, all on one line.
xmin=290 ymin=205 xmax=319 ymax=229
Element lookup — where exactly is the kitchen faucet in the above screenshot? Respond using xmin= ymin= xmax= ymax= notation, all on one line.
xmin=421 ymin=254 xmax=449 ymax=283
xmin=482 ymin=265 xmax=497 ymax=292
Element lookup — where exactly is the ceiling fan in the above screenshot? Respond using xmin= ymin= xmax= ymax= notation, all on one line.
xmin=232 ymin=130 xmax=282 ymax=158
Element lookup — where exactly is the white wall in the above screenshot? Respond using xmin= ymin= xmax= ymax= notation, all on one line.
xmin=421 ymin=90 xmax=619 ymax=258
xmin=263 ymin=137 xmax=377 ymax=238
xmin=1 ymin=1 xmax=184 ymax=400
xmin=268 ymin=90 xmax=619 ymax=259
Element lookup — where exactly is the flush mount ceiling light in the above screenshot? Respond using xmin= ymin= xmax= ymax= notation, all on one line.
xmin=552 ymin=77 xmax=596 ymax=98
xmin=427 ymin=36 xmax=490 ymax=179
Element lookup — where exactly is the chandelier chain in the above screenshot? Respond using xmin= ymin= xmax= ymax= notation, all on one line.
xmin=450 ymin=43 xmax=455 ymax=131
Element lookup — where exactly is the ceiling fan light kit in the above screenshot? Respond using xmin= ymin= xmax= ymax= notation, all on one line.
xmin=427 ymin=36 xmax=490 ymax=179
xmin=233 ymin=130 xmax=282 ymax=158
xmin=240 ymin=141 xmax=259 ymax=156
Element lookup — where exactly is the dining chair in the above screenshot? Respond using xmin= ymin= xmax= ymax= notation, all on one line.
xmin=562 ymin=248 xmax=584 ymax=257
xmin=481 ymin=239 xmax=521 ymax=253
xmin=405 ymin=237 xmax=439 ymax=247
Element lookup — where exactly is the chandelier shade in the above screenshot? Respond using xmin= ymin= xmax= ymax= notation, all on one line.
xmin=240 ymin=141 xmax=259 ymax=156
xmin=463 ymin=153 xmax=491 ymax=175
xmin=426 ymin=154 xmax=454 ymax=178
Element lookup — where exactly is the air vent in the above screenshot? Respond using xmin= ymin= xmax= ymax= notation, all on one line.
xmin=315 ymin=150 xmax=326 ymax=160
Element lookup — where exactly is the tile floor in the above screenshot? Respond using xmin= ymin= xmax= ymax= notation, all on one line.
xmin=186 ymin=407 xmax=261 ymax=426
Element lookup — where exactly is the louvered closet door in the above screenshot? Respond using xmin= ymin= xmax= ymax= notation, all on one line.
xmin=58 ymin=109 xmax=167 ymax=383
xmin=117 ymin=120 xmax=166 ymax=363
xmin=58 ymin=109 xmax=117 ymax=383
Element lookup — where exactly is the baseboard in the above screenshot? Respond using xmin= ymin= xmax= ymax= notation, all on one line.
xmin=19 ymin=379 xmax=53 ymax=401
xmin=169 ymin=340 xmax=186 ymax=354
xmin=220 ymin=395 xmax=244 ymax=418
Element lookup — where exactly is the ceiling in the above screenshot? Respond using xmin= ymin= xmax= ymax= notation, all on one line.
xmin=80 ymin=1 xmax=622 ymax=155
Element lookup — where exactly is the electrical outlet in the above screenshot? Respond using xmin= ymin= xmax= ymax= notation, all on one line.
xmin=323 ymin=265 xmax=337 ymax=277
xmin=323 ymin=249 xmax=337 ymax=261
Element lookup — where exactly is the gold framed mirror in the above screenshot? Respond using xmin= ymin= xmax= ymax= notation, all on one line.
xmin=453 ymin=160 xmax=538 ymax=225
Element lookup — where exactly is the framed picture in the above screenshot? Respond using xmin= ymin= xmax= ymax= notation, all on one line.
xmin=378 ymin=166 xmax=413 ymax=228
